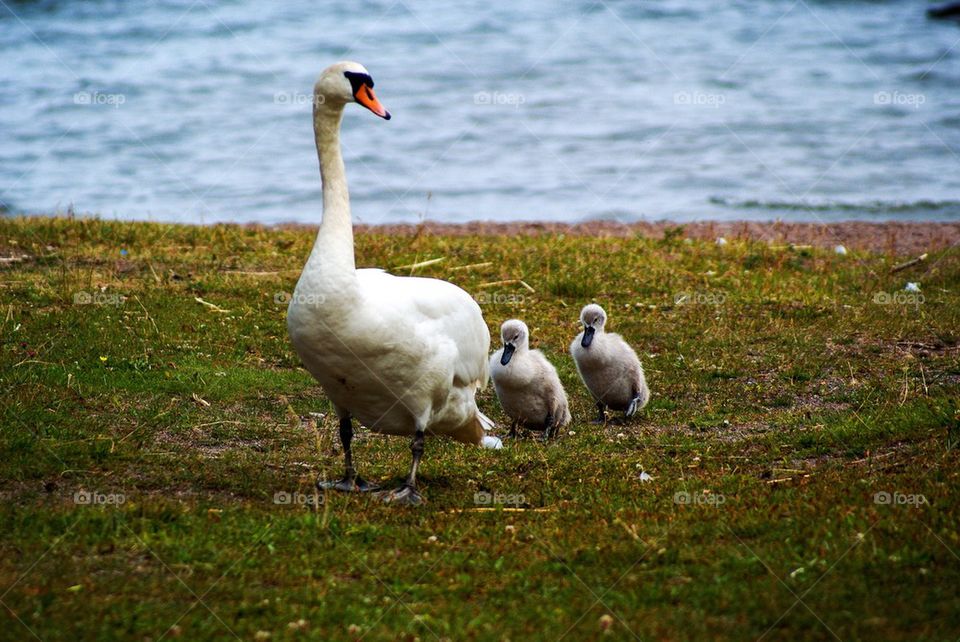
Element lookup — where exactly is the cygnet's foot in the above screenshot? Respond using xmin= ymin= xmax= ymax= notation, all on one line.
xmin=592 ymin=405 xmax=607 ymax=425
xmin=624 ymin=394 xmax=646 ymax=419
xmin=378 ymin=483 xmax=424 ymax=506
xmin=317 ymin=475 xmax=379 ymax=493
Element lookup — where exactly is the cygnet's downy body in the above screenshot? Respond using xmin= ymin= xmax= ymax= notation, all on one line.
xmin=570 ymin=304 xmax=649 ymax=422
xmin=490 ymin=320 xmax=571 ymax=439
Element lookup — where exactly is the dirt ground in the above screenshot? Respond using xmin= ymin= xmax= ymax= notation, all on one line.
xmin=331 ymin=220 xmax=959 ymax=255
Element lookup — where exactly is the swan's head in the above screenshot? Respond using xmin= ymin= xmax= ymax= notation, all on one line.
xmin=579 ymin=304 xmax=606 ymax=348
xmin=499 ymin=319 xmax=529 ymax=366
xmin=314 ymin=61 xmax=391 ymax=120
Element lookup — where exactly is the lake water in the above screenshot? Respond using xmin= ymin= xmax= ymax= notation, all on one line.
xmin=2 ymin=0 xmax=959 ymax=224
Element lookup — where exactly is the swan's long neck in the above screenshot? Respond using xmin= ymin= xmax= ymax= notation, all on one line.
xmin=305 ymin=100 xmax=356 ymax=276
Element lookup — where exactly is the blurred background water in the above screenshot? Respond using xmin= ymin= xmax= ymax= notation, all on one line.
xmin=1 ymin=0 xmax=959 ymax=224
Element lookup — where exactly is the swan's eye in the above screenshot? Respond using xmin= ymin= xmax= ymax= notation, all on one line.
xmin=344 ymin=71 xmax=374 ymax=96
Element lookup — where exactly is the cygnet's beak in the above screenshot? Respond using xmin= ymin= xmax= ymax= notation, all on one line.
xmin=581 ymin=325 xmax=595 ymax=348
xmin=500 ymin=343 xmax=516 ymax=366
xmin=355 ymin=84 xmax=391 ymax=120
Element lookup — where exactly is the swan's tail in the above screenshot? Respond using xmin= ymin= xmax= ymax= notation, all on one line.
xmin=477 ymin=410 xmax=496 ymax=432
xmin=446 ymin=409 xmax=500 ymax=446
xmin=477 ymin=411 xmax=503 ymax=449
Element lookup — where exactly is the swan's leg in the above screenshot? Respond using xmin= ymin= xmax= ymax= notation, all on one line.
xmin=317 ymin=415 xmax=379 ymax=492
xmin=380 ymin=429 xmax=425 ymax=506
xmin=541 ymin=413 xmax=555 ymax=441
xmin=591 ymin=401 xmax=606 ymax=424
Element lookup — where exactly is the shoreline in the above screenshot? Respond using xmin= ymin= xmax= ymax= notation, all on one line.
xmin=331 ymin=220 xmax=958 ymax=255
xmin=6 ymin=215 xmax=960 ymax=254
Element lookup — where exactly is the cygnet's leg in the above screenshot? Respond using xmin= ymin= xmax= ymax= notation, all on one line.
xmin=591 ymin=401 xmax=606 ymax=424
xmin=541 ymin=413 xmax=555 ymax=441
xmin=380 ymin=429 xmax=426 ymax=506
xmin=506 ymin=419 xmax=519 ymax=439
xmin=317 ymin=415 xmax=380 ymax=492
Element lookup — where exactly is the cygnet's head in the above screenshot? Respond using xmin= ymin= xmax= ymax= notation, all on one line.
xmin=579 ymin=304 xmax=606 ymax=348
xmin=314 ymin=61 xmax=391 ymax=119
xmin=499 ymin=319 xmax=529 ymax=366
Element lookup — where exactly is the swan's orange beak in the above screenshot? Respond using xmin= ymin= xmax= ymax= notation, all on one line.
xmin=355 ymin=85 xmax=391 ymax=120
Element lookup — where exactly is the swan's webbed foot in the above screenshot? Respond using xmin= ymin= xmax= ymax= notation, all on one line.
xmin=320 ymin=416 xmax=380 ymax=492
xmin=379 ymin=483 xmax=424 ymax=506
xmin=317 ymin=474 xmax=379 ymax=493
xmin=378 ymin=429 xmax=426 ymax=506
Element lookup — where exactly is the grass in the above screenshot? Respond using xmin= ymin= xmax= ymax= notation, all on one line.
xmin=1 ymin=216 xmax=958 ymax=641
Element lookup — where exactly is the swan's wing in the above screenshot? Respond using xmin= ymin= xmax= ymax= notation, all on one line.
xmin=357 ymin=269 xmax=490 ymax=387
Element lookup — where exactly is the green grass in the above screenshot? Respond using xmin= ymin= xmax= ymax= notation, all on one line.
xmin=1 ymin=216 xmax=959 ymax=641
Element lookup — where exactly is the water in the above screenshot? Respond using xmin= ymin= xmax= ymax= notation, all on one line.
xmin=2 ymin=0 xmax=959 ymax=224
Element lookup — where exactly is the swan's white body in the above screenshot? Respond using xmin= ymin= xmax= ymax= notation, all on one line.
xmin=287 ymin=62 xmax=493 ymax=449
xmin=288 ymin=269 xmax=492 ymax=443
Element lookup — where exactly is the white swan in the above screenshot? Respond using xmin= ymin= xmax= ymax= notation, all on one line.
xmin=489 ymin=319 xmax=571 ymax=440
xmin=570 ymin=304 xmax=650 ymax=423
xmin=286 ymin=62 xmax=499 ymax=505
